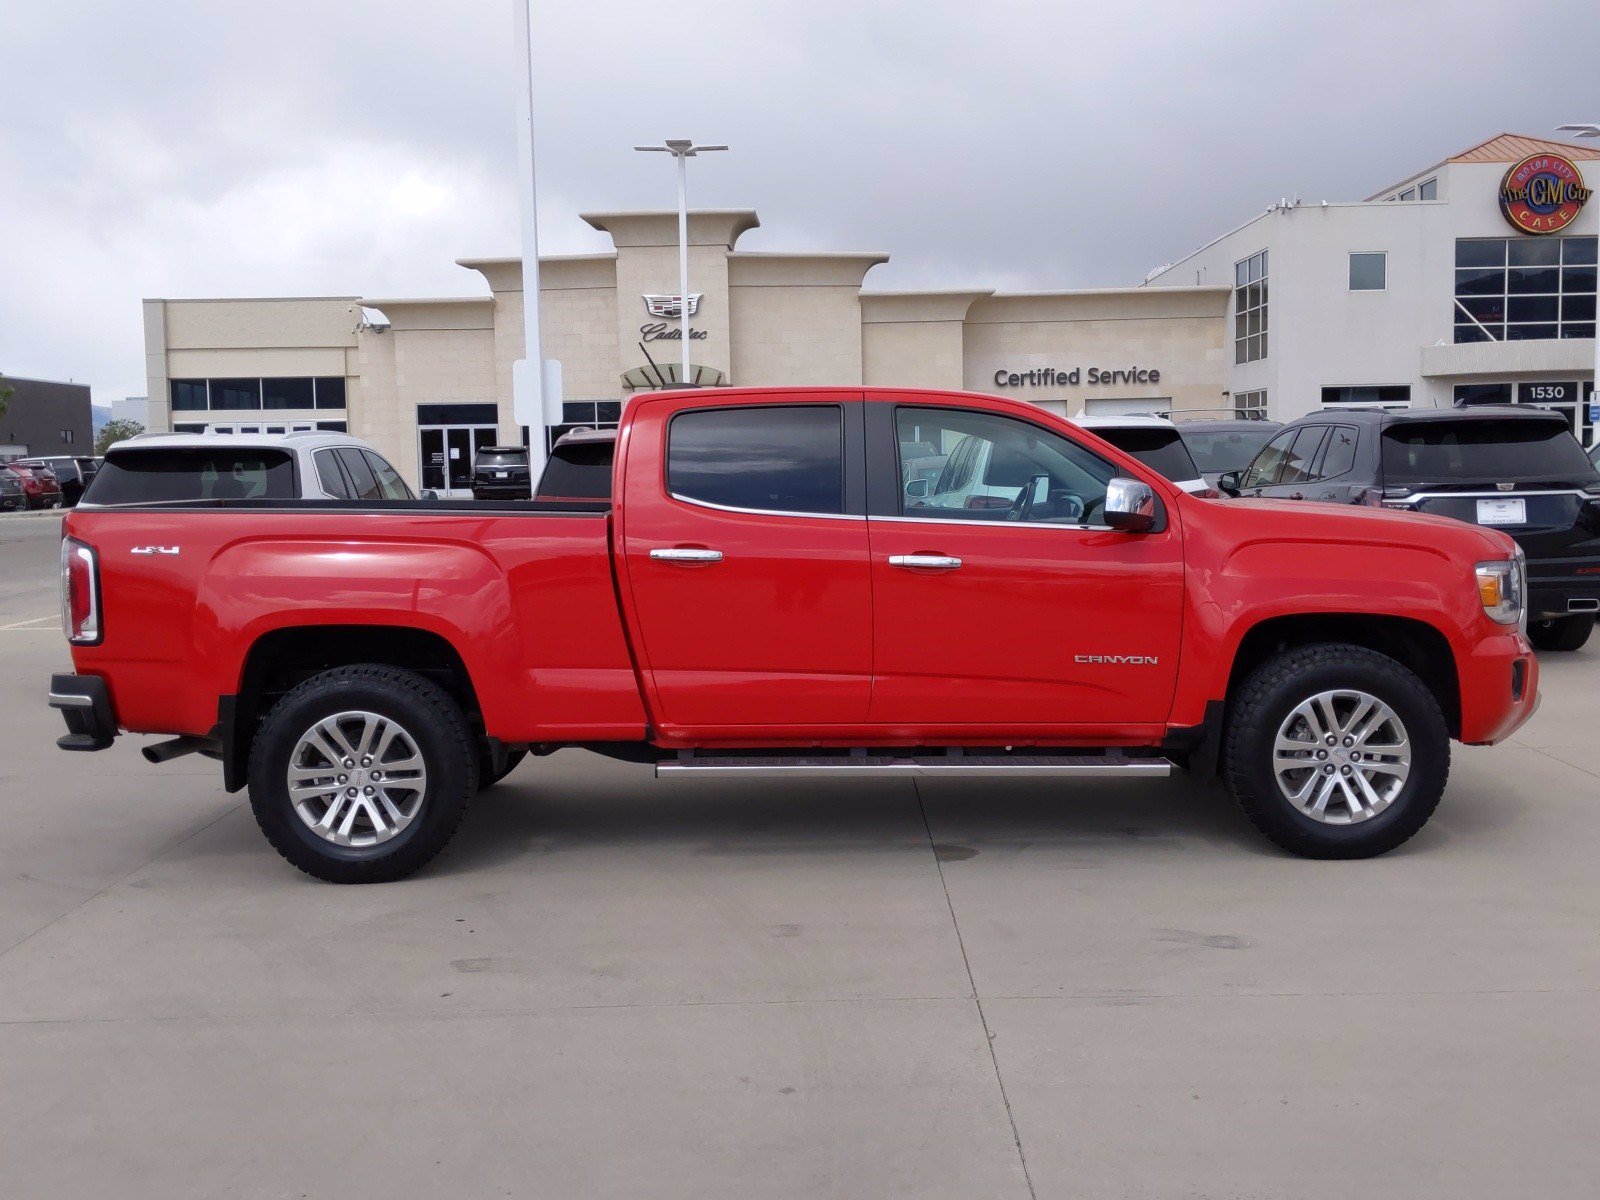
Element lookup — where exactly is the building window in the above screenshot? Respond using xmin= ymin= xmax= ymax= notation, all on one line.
xmin=168 ymin=377 xmax=347 ymax=414
xmin=1234 ymin=250 xmax=1268 ymax=364
xmin=1454 ymin=236 xmax=1597 ymax=343
xmin=1418 ymin=178 xmax=1438 ymax=200
xmin=1399 ymin=188 xmax=1416 ymax=201
xmin=1233 ymin=389 xmax=1268 ymax=417
xmin=61 ymin=429 xmax=74 ymax=444
xmin=1349 ymin=252 xmax=1387 ymax=291
xmin=1321 ymin=385 xmax=1410 ymax=407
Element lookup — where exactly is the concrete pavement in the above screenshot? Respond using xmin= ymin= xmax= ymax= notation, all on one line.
xmin=1 ymin=516 xmax=1595 ymax=1198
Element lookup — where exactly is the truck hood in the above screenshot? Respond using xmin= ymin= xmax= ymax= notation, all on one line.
xmin=1204 ymin=496 xmax=1519 ymax=560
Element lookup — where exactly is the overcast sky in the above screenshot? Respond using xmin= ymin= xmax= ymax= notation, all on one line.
xmin=2 ymin=0 xmax=1597 ymax=405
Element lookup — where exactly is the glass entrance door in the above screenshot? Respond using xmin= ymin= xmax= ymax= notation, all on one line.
xmin=418 ymin=425 xmax=498 ymax=494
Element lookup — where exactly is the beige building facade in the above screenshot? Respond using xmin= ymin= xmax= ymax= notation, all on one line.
xmin=144 ymin=207 xmax=1230 ymax=491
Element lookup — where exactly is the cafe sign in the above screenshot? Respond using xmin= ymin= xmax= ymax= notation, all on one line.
xmin=1498 ymin=154 xmax=1592 ymax=235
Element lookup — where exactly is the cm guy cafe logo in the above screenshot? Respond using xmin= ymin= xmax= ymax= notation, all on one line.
xmin=1499 ymin=154 xmax=1592 ymax=234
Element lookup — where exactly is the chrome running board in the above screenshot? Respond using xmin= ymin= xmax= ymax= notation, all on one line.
xmin=655 ymin=753 xmax=1171 ymax=779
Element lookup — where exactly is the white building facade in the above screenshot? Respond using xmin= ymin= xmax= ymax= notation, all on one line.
xmin=1146 ymin=133 xmax=1598 ymax=442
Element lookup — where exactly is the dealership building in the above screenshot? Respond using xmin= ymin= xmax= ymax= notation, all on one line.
xmin=142 ymin=131 xmax=1596 ymax=490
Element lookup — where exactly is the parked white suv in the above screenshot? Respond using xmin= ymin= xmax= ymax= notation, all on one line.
xmin=79 ymin=432 xmax=415 ymax=506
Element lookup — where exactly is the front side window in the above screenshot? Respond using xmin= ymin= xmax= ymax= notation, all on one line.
xmin=895 ymin=407 xmax=1116 ymax=525
xmin=1240 ymin=429 xmax=1296 ymax=490
xmin=1234 ymin=250 xmax=1269 ymax=363
xmin=1276 ymin=427 xmax=1329 ymax=486
xmin=363 ymin=451 xmax=415 ymax=500
xmin=668 ymin=405 xmax=843 ymax=515
xmin=1349 ymin=252 xmax=1387 ymax=291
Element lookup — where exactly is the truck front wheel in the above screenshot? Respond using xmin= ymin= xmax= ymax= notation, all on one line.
xmin=1224 ymin=643 xmax=1450 ymax=859
xmin=247 ymin=664 xmax=479 ymax=883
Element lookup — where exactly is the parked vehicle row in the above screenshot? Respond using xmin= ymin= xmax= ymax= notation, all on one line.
xmin=52 ymin=387 xmax=1536 ymax=883
xmin=1 ymin=460 xmax=64 ymax=509
xmin=1217 ymin=405 xmax=1600 ymax=652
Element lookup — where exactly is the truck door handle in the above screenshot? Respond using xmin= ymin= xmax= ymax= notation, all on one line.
xmin=888 ymin=554 xmax=962 ymax=570
xmin=650 ymin=547 xmax=724 ymax=564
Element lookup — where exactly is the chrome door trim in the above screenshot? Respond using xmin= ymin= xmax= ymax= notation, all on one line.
xmin=668 ymin=492 xmax=865 ymax=522
xmin=868 ymin=514 xmax=1117 ymax=533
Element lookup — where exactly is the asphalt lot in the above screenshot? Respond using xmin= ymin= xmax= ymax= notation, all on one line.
xmin=1 ymin=511 xmax=1596 ymax=1198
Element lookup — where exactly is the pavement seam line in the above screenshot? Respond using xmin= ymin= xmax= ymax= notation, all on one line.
xmin=0 ymin=800 xmax=242 ymax=960
xmin=915 ymin=780 xmax=1038 ymax=1200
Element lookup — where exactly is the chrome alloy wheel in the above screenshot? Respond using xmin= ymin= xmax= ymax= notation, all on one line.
xmin=1272 ymin=689 xmax=1411 ymax=825
xmin=286 ymin=711 xmax=428 ymax=848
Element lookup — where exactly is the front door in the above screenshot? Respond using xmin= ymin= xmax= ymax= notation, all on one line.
xmin=619 ymin=397 xmax=873 ymax=731
xmin=864 ymin=400 xmax=1185 ymax=733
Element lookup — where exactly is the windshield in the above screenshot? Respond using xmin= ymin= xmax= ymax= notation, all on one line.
xmin=1380 ymin=419 xmax=1598 ymax=486
xmin=86 ymin=448 xmax=297 ymax=503
xmin=1181 ymin=427 xmax=1280 ymax=474
xmin=1091 ymin=427 xmax=1201 ymax=482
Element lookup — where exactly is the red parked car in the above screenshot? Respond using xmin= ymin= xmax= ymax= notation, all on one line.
xmin=2 ymin=461 xmax=62 ymax=509
xmin=50 ymin=387 xmax=1537 ymax=882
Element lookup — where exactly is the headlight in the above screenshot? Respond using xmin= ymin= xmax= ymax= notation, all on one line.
xmin=1475 ymin=556 xmax=1524 ymax=626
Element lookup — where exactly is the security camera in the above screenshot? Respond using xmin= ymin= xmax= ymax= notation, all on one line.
xmin=352 ymin=304 xmax=391 ymax=334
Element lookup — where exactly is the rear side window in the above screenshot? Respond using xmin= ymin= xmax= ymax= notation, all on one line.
xmin=1381 ymin=419 xmax=1599 ymax=485
xmin=86 ymin=449 xmax=295 ymax=503
xmin=335 ymin=448 xmax=382 ymax=500
xmin=1316 ymin=425 xmax=1359 ymax=479
xmin=668 ymin=406 xmax=844 ymax=515
xmin=1091 ymin=427 xmax=1202 ymax=482
xmin=540 ymin=441 xmax=614 ymax=499
xmin=313 ymin=450 xmax=350 ymax=497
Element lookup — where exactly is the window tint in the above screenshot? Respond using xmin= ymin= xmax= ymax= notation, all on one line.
xmin=1181 ymin=426 xmax=1279 ymax=475
xmin=1276 ymin=427 xmax=1329 ymax=486
xmin=668 ymin=405 xmax=843 ymax=515
xmin=895 ymin=407 xmax=1116 ymax=524
xmin=1090 ymin=427 xmax=1201 ymax=483
xmin=539 ymin=441 xmax=614 ymax=499
xmin=86 ymin=449 xmax=295 ymax=504
xmin=1240 ymin=430 xmax=1296 ymax=489
xmin=1380 ymin=419 xmax=1598 ymax=485
xmin=363 ymin=451 xmax=414 ymax=500
xmin=475 ymin=448 xmax=528 ymax=469
xmin=313 ymin=450 xmax=349 ymax=497
xmin=335 ymin=448 xmax=382 ymax=500
xmin=1317 ymin=426 xmax=1359 ymax=479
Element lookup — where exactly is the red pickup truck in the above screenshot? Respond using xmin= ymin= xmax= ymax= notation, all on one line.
xmin=51 ymin=388 xmax=1538 ymax=882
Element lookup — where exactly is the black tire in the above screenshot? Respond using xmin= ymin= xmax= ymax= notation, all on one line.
xmin=1223 ymin=643 xmax=1450 ymax=859
xmin=247 ymin=664 xmax=478 ymax=883
xmin=477 ymin=744 xmax=527 ymax=789
xmin=1528 ymin=614 xmax=1592 ymax=652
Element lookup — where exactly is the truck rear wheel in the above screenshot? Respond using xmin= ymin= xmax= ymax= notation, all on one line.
xmin=247 ymin=664 xmax=478 ymax=883
xmin=1223 ymin=643 xmax=1449 ymax=859
xmin=1528 ymin=614 xmax=1592 ymax=652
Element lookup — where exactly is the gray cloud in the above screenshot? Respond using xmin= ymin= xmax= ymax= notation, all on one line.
xmin=2 ymin=0 xmax=1596 ymax=403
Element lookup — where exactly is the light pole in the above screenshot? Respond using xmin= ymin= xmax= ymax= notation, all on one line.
xmin=1557 ymin=124 xmax=1600 ymax=444
xmin=634 ymin=140 xmax=727 ymax=386
xmin=510 ymin=0 xmax=548 ymax=474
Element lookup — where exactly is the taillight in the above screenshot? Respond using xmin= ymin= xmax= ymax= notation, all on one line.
xmin=60 ymin=536 xmax=101 ymax=645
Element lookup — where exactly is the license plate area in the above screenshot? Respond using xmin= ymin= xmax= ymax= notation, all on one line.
xmin=1476 ymin=497 xmax=1526 ymax=526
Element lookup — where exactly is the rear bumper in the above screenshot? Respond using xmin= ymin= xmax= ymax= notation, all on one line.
xmin=48 ymin=673 xmax=117 ymax=751
xmin=1458 ymin=631 xmax=1539 ymax=745
xmin=471 ymin=484 xmax=532 ymax=501
xmin=1527 ymin=575 xmax=1600 ymax=619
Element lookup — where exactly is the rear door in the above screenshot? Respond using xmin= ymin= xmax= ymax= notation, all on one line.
xmin=864 ymin=399 xmax=1184 ymax=731
xmin=619 ymin=396 xmax=873 ymax=730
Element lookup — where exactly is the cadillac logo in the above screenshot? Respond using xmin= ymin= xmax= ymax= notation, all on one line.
xmin=643 ymin=293 xmax=702 ymax=319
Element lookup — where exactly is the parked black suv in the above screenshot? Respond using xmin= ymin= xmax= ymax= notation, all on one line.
xmin=1220 ymin=406 xmax=1600 ymax=652
xmin=470 ymin=446 xmax=532 ymax=501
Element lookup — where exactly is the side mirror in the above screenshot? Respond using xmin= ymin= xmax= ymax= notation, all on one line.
xmin=1104 ymin=477 xmax=1157 ymax=533
xmin=1216 ymin=470 xmax=1242 ymax=497
xmin=904 ymin=477 xmax=929 ymax=500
